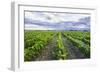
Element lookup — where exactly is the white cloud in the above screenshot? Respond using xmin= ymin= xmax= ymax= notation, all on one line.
xmin=25 ymin=11 xmax=90 ymax=23
xmin=25 ymin=11 xmax=90 ymax=30
xmin=54 ymin=13 xmax=90 ymax=22
xmin=25 ymin=12 xmax=47 ymax=22
xmin=25 ymin=24 xmax=55 ymax=30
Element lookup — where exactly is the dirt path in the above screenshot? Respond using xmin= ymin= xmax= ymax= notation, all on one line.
xmin=34 ymin=35 xmax=57 ymax=61
xmin=61 ymin=33 xmax=85 ymax=59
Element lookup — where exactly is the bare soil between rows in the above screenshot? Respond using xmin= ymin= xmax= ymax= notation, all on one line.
xmin=34 ymin=33 xmax=87 ymax=61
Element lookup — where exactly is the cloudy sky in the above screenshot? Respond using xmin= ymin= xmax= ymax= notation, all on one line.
xmin=24 ymin=11 xmax=90 ymax=30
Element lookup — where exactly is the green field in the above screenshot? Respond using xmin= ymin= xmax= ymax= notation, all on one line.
xmin=24 ymin=30 xmax=90 ymax=61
